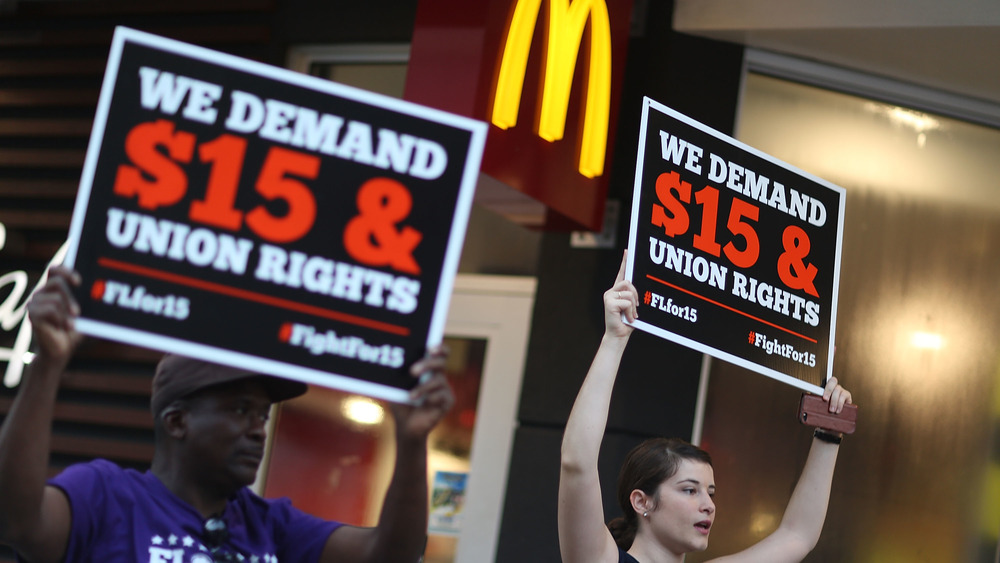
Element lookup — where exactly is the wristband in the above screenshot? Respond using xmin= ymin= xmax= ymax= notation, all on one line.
xmin=813 ymin=428 xmax=843 ymax=445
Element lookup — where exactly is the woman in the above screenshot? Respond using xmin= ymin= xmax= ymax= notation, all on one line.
xmin=558 ymin=254 xmax=852 ymax=563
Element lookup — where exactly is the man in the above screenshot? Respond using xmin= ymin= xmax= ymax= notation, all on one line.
xmin=0 ymin=265 xmax=455 ymax=563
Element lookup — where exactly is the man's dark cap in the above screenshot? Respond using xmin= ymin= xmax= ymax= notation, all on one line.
xmin=150 ymin=354 xmax=308 ymax=416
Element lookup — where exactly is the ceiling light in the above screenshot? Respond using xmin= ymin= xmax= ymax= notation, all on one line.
xmin=910 ymin=331 xmax=944 ymax=350
xmin=341 ymin=396 xmax=385 ymax=425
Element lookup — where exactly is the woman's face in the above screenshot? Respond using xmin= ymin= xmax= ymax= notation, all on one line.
xmin=646 ymin=459 xmax=716 ymax=555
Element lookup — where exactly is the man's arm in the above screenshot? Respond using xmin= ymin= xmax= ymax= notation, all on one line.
xmin=0 ymin=266 xmax=81 ymax=563
xmin=320 ymin=347 xmax=454 ymax=563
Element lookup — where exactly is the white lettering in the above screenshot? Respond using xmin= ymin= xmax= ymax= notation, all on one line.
xmin=708 ymin=153 xmax=727 ymax=183
xmin=731 ymin=271 xmax=819 ymax=327
xmin=222 ymin=91 xmax=448 ymax=181
xmin=225 ymin=90 xmax=266 ymax=133
xmin=285 ymin=322 xmax=405 ymax=367
xmin=647 ymin=236 xmax=728 ymax=291
xmin=138 ymin=66 xmax=221 ymax=124
xmin=290 ymin=108 xmax=344 ymax=154
xmin=254 ymin=244 xmax=421 ymax=313
xmin=105 ymin=208 xmax=253 ymax=274
xmin=1 ymin=240 xmax=68 ymax=388
xmin=658 ymin=131 xmax=703 ymax=175
xmin=409 ymin=138 xmax=448 ymax=180
xmin=704 ymin=153 xmax=829 ymax=227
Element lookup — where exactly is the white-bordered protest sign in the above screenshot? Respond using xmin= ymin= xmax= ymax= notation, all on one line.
xmin=65 ymin=27 xmax=487 ymax=402
xmin=626 ymin=97 xmax=845 ymax=394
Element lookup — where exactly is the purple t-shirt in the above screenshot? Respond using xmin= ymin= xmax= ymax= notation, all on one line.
xmin=48 ymin=459 xmax=342 ymax=563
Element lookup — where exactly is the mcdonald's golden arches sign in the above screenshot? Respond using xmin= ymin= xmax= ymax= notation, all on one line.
xmin=405 ymin=0 xmax=633 ymax=231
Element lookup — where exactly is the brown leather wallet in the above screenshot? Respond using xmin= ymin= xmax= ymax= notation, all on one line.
xmin=798 ymin=393 xmax=857 ymax=434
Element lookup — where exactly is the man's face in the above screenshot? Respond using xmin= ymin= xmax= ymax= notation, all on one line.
xmin=182 ymin=379 xmax=273 ymax=491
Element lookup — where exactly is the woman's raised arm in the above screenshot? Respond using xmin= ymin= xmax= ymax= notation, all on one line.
xmin=708 ymin=378 xmax=853 ymax=563
xmin=558 ymin=253 xmax=639 ymax=563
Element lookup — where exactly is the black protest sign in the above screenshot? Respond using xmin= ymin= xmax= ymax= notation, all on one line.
xmin=65 ymin=27 xmax=486 ymax=402
xmin=626 ymin=97 xmax=845 ymax=393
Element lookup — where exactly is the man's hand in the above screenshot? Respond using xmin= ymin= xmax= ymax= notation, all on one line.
xmin=323 ymin=347 xmax=454 ymax=562
xmin=391 ymin=346 xmax=454 ymax=441
xmin=27 ymin=266 xmax=84 ymax=367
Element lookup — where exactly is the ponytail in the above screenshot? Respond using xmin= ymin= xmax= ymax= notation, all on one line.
xmin=607 ymin=514 xmax=638 ymax=549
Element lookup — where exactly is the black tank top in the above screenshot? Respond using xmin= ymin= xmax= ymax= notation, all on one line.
xmin=618 ymin=548 xmax=641 ymax=563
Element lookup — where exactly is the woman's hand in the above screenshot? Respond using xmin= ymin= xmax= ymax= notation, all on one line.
xmin=603 ymin=251 xmax=638 ymax=339
xmin=822 ymin=375 xmax=852 ymax=413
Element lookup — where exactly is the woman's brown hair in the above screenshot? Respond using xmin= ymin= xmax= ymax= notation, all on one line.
xmin=606 ymin=437 xmax=713 ymax=550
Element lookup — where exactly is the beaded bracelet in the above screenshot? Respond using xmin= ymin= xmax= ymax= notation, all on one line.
xmin=813 ymin=428 xmax=843 ymax=445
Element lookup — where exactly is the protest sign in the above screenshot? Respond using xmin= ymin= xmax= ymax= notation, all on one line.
xmin=65 ymin=27 xmax=487 ymax=402
xmin=626 ymin=97 xmax=845 ymax=394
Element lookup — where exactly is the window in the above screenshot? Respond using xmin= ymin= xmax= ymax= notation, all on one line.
xmin=693 ymin=51 xmax=1000 ymax=562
